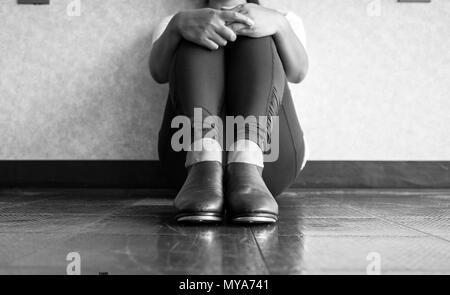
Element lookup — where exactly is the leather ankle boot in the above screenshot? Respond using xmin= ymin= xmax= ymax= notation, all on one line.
xmin=174 ymin=161 xmax=224 ymax=223
xmin=225 ymin=163 xmax=278 ymax=224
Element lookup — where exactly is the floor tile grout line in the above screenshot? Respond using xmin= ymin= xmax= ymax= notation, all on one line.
xmin=10 ymin=197 xmax=146 ymax=266
xmin=0 ymin=191 xmax=131 ymax=211
xmin=5 ymin=191 xmax=449 ymax=274
xmin=0 ymin=196 xmax=64 ymax=210
xmin=249 ymin=227 xmax=271 ymax=275
xmin=337 ymin=202 xmax=450 ymax=244
xmin=283 ymin=188 xmax=450 ymax=194
xmin=316 ymin=195 xmax=450 ymax=243
xmin=317 ymin=196 xmax=378 ymax=218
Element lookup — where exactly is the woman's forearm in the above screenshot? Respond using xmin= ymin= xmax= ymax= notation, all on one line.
xmin=273 ymin=14 xmax=308 ymax=84
xmin=150 ymin=15 xmax=182 ymax=84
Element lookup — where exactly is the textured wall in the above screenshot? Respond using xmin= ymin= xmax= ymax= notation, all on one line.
xmin=0 ymin=0 xmax=449 ymax=160
xmin=285 ymin=0 xmax=450 ymax=160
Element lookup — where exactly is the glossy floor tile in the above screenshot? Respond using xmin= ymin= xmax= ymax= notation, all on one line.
xmin=0 ymin=189 xmax=449 ymax=275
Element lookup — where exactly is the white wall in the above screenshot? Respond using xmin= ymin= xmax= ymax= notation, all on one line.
xmin=0 ymin=0 xmax=449 ymax=160
xmin=281 ymin=0 xmax=450 ymax=160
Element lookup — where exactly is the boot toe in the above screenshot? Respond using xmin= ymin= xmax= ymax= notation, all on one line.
xmin=228 ymin=190 xmax=278 ymax=216
xmin=226 ymin=163 xmax=279 ymax=224
xmin=174 ymin=190 xmax=223 ymax=213
xmin=174 ymin=162 xmax=224 ymax=223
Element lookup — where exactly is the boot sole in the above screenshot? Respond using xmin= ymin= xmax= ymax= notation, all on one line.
xmin=230 ymin=213 xmax=278 ymax=224
xmin=175 ymin=213 xmax=223 ymax=224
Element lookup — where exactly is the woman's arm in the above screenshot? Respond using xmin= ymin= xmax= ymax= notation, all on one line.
xmin=273 ymin=14 xmax=308 ymax=84
xmin=149 ymin=16 xmax=181 ymax=84
xmin=226 ymin=4 xmax=309 ymax=84
xmin=150 ymin=9 xmax=254 ymax=84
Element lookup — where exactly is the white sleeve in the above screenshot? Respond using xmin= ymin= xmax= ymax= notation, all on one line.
xmin=151 ymin=13 xmax=307 ymax=50
xmin=151 ymin=15 xmax=175 ymax=46
xmin=284 ymin=12 xmax=307 ymax=51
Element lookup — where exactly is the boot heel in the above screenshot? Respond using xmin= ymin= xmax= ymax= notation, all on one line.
xmin=176 ymin=213 xmax=223 ymax=224
xmin=230 ymin=213 xmax=278 ymax=224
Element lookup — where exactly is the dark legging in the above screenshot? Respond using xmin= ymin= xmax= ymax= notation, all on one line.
xmin=158 ymin=36 xmax=306 ymax=197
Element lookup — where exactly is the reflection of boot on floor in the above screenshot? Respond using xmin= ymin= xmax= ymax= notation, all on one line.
xmin=156 ymin=227 xmax=223 ymax=274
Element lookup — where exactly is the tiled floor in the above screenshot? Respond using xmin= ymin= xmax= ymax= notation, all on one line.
xmin=0 ymin=189 xmax=449 ymax=275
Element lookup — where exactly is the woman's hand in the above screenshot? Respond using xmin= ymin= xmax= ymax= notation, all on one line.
xmin=174 ymin=8 xmax=254 ymax=50
xmin=223 ymin=4 xmax=309 ymax=83
xmin=224 ymin=4 xmax=284 ymax=38
xmin=150 ymin=8 xmax=253 ymax=83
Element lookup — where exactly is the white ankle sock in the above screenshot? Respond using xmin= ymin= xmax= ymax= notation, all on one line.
xmin=227 ymin=139 xmax=264 ymax=168
xmin=185 ymin=138 xmax=223 ymax=168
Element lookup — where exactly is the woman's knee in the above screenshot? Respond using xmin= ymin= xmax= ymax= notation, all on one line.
xmin=170 ymin=39 xmax=225 ymax=86
xmin=177 ymin=39 xmax=206 ymax=55
xmin=227 ymin=36 xmax=284 ymax=85
xmin=228 ymin=36 xmax=277 ymax=62
xmin=232 ymin=36 xmax=275 ymax=50
xmin=175 ymin=39 xmax=223 ymax=65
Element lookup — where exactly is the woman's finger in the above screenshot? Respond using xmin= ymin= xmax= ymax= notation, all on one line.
xmin=219 ymin=11 xmax=254 ymax=27
xmin=220 ymin=4 xmax=244 ymax=12
xmin=216 ymin=25 xmax=237 ymax=42
xmin=221 ymin=4 xmax=248 ymax=15
xmin=208 ymin=31 xmax=228 ymax=47
xmin=234 ymin=28 xmax=255 ymax=37
xmin=200 ymin=37 xmax=219 ymax=50
xmin=227 ymin=23 xmax=248 ymax=34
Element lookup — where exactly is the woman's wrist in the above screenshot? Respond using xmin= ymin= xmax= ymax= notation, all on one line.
xmin=274 ymin=11 xmax=290 ymax=36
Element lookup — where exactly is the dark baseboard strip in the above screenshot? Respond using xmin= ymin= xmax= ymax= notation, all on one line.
xmin=294 ymin=161 xmax=450 ymax=189
xmin=0 ymin=161 xmax=449 ymax=189
xmin=0 ymin=161 xmax=166 ymax=189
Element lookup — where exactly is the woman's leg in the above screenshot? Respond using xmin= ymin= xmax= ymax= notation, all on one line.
xmin=224 ymin=36 xmax=306 ymax=223
xmin=225 ymin=36 xmax=285 ymax=152
xmin=158 ymin=40 xmax=226 ymax=223
xmin=263 ymin=82 xmax=307 ymax=197
xmin=224 ymin=36 xmax=284 ymax=223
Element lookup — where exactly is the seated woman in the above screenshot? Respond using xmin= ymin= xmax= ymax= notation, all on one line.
xmin=149 ymin=0 xmax=309 ymax=224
